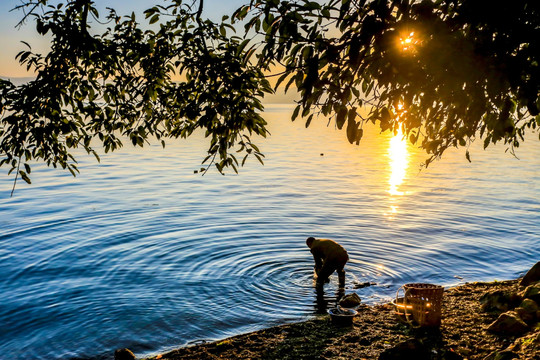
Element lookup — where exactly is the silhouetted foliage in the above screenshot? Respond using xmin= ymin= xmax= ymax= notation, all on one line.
xmin=1 ymin=0 xmax=539 ymax=185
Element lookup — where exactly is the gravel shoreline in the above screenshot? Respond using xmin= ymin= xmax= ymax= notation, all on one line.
xmin=136 ymin=278 xmax=539 ymax=360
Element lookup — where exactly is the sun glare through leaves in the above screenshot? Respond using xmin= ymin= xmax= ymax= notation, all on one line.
xmin=399 ymin=31 xmax=418 ymax=51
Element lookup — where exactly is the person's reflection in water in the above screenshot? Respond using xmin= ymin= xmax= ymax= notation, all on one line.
xmin=314 ymin=286 xmax=345 ymax=314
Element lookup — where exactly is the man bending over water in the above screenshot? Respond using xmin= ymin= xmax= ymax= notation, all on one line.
xmin=306 ymin=237 xmax=349 ymax=288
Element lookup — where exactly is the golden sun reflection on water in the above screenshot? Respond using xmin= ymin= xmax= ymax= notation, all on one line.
xmin=388 ymin=128 xmax=409 ymax=196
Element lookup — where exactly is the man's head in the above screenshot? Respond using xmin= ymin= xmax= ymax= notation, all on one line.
xmin=306 ymin=237 xmax=315 ymax=248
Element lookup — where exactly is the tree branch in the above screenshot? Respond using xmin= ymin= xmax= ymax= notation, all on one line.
xmin=13 ymin=1 xmax=42 ymax=29
xmin=196 ymin=0 xmax=204 ymax=26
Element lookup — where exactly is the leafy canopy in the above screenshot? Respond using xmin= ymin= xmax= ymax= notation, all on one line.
xmin=1 ymin=0 xmax=539 ymax=187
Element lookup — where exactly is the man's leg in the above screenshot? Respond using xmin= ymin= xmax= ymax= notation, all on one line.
xmin=336 ymin=263 xmax=346 ymax=288
xmin=337 ymin=269 xmax=345 ymax=288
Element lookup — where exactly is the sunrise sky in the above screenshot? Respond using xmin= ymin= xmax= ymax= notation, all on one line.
xmin=0 ymin=0 xmax=249 ymax=78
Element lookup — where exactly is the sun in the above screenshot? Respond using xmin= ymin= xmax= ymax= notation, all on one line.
xmin=399 ymin=31 xmax=417 ymax=51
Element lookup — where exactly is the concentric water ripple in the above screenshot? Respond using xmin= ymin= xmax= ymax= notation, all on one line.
xmin=0 ymin=109 xmax=538 ymax=360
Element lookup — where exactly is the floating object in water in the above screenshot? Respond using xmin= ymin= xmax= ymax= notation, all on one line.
xmin=353 ymin=281 xmax=376 ymax=289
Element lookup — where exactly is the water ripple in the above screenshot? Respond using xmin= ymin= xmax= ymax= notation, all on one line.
xmin=0 ymin=116 xmax=538 ymax=359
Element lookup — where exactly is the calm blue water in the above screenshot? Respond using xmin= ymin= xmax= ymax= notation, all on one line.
xmin=1 ymin=106 xmax=539 ymax=359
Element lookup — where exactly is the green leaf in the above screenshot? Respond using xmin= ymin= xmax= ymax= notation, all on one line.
xmin=237 ymin=39 xmax=250 ymax=56
xmin=292 ymin=105 xmax=301 ymax=121
xmin=149 ymin=14 xmax=160 ymax=24
xmin=346 ymin=119 xmax=358 ymax=144
xmin=20 ymin=171 xmax=31 ymax=184
xmin=348 ymin=107 xmax=356 ymax=123
xmin=255 ymin=154 xmax=264 ymax=165
xmin=336 ymin=107 xmax=347 ymax=129
xmin=305 ymin=114 xmax=314 ymax=128
xmin=355 ymin=128 xmax=363 ymax=145
xmin=304 ymin=2 xmax=321 ymax=11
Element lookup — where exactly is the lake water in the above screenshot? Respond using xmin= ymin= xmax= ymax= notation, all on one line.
xmin=0 ymin=105 xmax=539 ymax=359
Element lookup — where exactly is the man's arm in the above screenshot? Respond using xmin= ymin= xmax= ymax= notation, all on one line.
xmin=313 ymin=253 xmax=323 ymax=275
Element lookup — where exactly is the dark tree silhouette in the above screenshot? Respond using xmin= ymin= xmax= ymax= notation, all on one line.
xmin=1 ymin=0 xmax=538 ymax=186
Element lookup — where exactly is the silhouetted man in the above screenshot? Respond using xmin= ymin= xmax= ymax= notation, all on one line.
xmin=306 ymin=237 xmax=348 ymax=288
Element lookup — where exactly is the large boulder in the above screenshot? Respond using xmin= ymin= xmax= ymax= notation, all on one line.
xmin=339 ymin=293 xmax=362 ymax=308
xmin=514 ymin=307 xmax=535 ymax=325
xmin=514 ymin=299 xmax=539 ymax=324
xmin=487 ymin=311 xmax=529 ymax=336
xmin=480 ymin=290 xmax=521 ymax=313
xmin=519 ymin=283 xmax=540 ymax=303
xmin=114 ymin=348 xmax=136 ymax=360
xmin=520 ymin=261 xmax=540 ymax=287
xmin=378 ymin=338 xmax=431 ymax=360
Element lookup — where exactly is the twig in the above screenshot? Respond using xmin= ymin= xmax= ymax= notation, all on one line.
xmin=196 ymin=0 xmax=204 ymax=26
xmin=202 ymin=151 xmax=216 ymax=176
xmin=13 ymin=1 xmax=41 ymax=29
xmin=10 ymin=156 xmax=22 ymax=197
